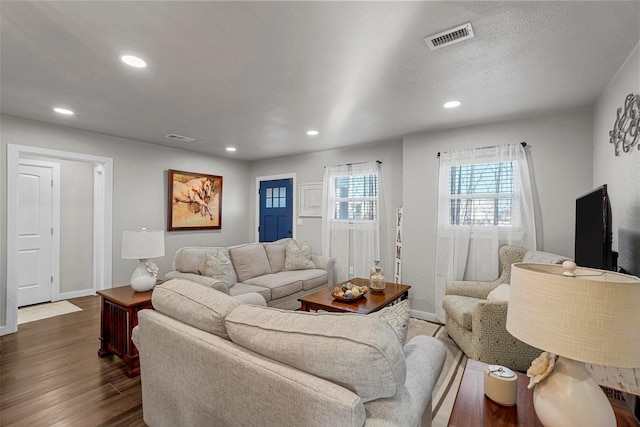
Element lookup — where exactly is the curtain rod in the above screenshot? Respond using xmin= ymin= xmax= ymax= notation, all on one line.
xmin=325 ymin=160 xmax=382 ymax=168
xmin=437 ymin=142 xmax=526 ymax=158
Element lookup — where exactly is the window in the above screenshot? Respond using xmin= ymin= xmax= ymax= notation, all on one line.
xmin=332 ymin=173 xmax=378 ymax=220
xmin=448 ymin=161 xmax=513 ymax=226
xmin=265 ymin=186 xmax=287 ymax=208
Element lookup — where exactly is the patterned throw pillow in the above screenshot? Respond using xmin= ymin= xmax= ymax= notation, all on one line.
xmin=371 ymin=299 xmax=411 ymax=345
xmin=199 ymin=250 xmax=236 ymax=288
xmin=283 ymin=240 xmax=316 ymax=271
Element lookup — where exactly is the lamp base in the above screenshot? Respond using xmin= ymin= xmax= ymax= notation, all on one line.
xmin=533 ymin=357 xmax=615 ymax=427
xmin=130 ymin=260 xmax=157 ymax=292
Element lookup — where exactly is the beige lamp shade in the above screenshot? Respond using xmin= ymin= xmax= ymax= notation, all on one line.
xmin=507 ymin=262 xmax=640 ymax=368
xmin=122 ymin=228 xmax=165 ymax=259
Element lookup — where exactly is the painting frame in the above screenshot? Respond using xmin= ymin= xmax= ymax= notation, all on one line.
xmin=167 ymin=169 xmax=223 ymax=231
xmin=299 ymin=182 xmax=322 ymax=217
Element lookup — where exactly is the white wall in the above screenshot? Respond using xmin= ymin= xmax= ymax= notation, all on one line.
xmin=592 ymin=42 xmax=640 ymax=274
xmin=250 ymin=140 xmax=404 ymax=278
xmin=1 ymin=115 xmax=252 ymax=328
xmin=402 ymin=108 xmax=593 ymax=318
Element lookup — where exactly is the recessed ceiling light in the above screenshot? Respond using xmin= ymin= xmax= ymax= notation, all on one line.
xmin=306 ymin=130 xmax=319 ymax=136
xmin=226 ymin=147 xmax=237 ymax=152
xmin=120 ymin=55 xmax=147 ymax=68
xmin=443 ymin=101 xmax=461 ymax=109
xmin=53 ymin=107 xmax=74 ymax=115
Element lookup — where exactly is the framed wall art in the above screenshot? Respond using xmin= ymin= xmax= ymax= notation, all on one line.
xmin=299 ymin=182 xmax=322 ymax=217
xmin=168 ymin=169 xmax=223 ymax=231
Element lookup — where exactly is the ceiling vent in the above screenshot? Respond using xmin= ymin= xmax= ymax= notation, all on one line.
xmin=425 ymin=22 xmax=475 ymax=51
xmin=164 ymin=133 xmax=196 ymax=143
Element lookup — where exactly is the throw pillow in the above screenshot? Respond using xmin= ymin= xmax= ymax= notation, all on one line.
xmin=199 ymin=250 xmax=236 ymax=288
xmin=370 ymin=299 xmax=410 ymax=345
xmin=486 ymin=283 xmax=510 ymax=302
xmin=284 ymin=240 xmax=316 ymax=271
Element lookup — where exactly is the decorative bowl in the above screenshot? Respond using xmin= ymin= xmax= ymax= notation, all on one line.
xmin=332 ymin=284 xmax=368 ymax=302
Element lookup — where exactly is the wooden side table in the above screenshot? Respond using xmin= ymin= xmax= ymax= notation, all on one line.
xmin=97 ymin=284 xmax=154 ymax=377
xmin=449 ymin=359 xmax=639 ymax=426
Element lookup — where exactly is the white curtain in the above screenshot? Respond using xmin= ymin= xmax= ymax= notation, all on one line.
xmin=322 ymin=161 xmax=382 ymax=283
xmin=434 ymin=143 xmax=536 ymax=322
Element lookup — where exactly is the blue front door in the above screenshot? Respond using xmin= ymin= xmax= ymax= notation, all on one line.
xmin=259 ymin=178 xmax=293 ymax=242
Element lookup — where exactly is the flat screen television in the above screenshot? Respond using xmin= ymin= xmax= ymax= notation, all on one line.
xmin=575 ymin=185 xmax=614 ymax=271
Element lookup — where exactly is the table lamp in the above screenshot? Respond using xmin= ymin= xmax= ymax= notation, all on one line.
xmin=121 ymin=228 xmax=165 ymax=292
xmin=506 ymin=261 xmax=640 ymax=427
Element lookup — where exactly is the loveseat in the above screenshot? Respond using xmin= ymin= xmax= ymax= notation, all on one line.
xmin=165 ymin=238 xmax=335 ymax=310
xmin=442 ymin=246 xmax=570 ymax=372
xmin=132 ymin=279 xmax=447 ymax=427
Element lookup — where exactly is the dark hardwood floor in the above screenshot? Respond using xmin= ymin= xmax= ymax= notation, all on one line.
xmin=1 ymin=295 xmax=145 ymax=426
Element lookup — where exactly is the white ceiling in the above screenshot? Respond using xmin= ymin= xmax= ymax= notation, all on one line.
xmin=1 ymin=1 xmax=639 ymax=161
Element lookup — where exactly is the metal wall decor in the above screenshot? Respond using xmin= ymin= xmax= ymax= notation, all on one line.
xmin=609 ymin=93 xmax=639 ymax=156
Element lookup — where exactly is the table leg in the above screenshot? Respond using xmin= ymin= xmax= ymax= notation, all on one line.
xmin=97 ymin=296 xmax=111 ymax=358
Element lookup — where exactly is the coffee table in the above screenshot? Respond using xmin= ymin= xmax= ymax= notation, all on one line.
xmin=298 ymin=277 xmax=410 ymax=314
xmin=448 ymin=359 xmax=639 ymax=426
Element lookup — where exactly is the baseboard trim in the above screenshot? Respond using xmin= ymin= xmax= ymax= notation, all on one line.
xmin=409 ymin=309 xmax=440 ymax=323
xmin=56 ymin=289 xmax=96 ymax=301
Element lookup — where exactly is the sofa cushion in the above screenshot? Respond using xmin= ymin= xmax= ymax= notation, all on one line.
xmin=243 ymin=274 xmax=303 ymax=300
xmin=370 ymin=300 xmax=411 ymax=345
xmin=151 ymin=278 xmax=240 ymax=340
xmin=229 ymin=243 xmax=272 ymax=282
xmin=228 ymin=282 xmax=272 ymax=302
xmin=284 ymin=240 xmax=316 ymax=271
xmin=271 ymin=269 xmax=327 ymax=291
xmin=225 ymin=305 xmax=406 ymax=403
xmin=442 ymin=295 xmax=478 ymax=331
xmin=487 ymin=283 xmax=510 ymax=302
xmin=199 ymin=250 xmax=237 ymax=288
xmin=263 ymin=238 xmax=292 ymax=273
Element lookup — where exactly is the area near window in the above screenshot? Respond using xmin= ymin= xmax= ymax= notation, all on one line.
xmin=331 ymin=173 xmax=378 ymax=221
xmin=448 ymin=161 xmax=514 ymax=227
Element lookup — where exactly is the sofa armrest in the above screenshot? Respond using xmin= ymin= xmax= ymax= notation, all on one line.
xmin=364 ymin=335 xmax=446 ymax=427
xmin=311 ymin=255 xmax=335 ymax=288
xmin=164 ymin=271 xmax=230 ymax=294
xmin=445 ymin=280 xmax=498 ymax=299
xmin=234 ymin=292 xmax=267 ymax=306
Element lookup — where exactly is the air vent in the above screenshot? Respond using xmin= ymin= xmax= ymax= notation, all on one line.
xmin=425 ymin=22 xmax=475 ymax=51
xmin=164 ymin=133 xmax=196 ymax=142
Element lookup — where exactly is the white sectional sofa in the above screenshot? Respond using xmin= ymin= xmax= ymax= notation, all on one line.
xmin=165 ymin=238 xmax=335 ymax=310
xmin=133 ymin=279 xmax=447 ymax=427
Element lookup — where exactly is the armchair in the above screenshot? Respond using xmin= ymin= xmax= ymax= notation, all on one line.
xmin=442 ymin=246 xmax=569 ymax=372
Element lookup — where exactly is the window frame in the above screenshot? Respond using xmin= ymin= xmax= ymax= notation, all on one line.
xmin=444 ymin=160 xmax=520 ymax=229
xmin=330 ymin=173 xmax=379 ymax=223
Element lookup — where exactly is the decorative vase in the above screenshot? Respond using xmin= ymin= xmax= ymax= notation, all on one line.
xmin=370 ymin=260 xmax=381 ymax=275
xmin=370 ymin=266 xmax=386 ymax=293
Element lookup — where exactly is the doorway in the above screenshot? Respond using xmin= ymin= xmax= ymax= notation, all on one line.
xmin=255 ymin=173 xmax=296 ymax=242
xmin=3 ymin=144 xmax=113 ymax=336
xmin=16 ymin=159 xmax=60 ymax=307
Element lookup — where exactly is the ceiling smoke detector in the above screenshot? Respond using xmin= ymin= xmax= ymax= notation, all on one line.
xmin=425 ymin=22 xmax=475 ymax=51
xmin=164 ymin=133 xmax=196 ymax=143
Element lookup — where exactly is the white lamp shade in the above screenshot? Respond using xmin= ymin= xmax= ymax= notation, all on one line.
xmin=122 ymin=229 xmax=165 ymax=260
xmin=507 ymin=263 xmax=640 ymax=368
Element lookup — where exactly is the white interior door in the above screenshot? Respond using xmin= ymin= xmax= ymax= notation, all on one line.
xmin=17 ymin=163 xmax=54 ymax=307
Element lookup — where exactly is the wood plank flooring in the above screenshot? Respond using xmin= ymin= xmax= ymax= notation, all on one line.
xmin=0 ymin=295 xmax=145 ymax=426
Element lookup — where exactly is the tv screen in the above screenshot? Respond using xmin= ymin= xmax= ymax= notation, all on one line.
xmin=575 ymin=185 xmax=614 ymax=270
